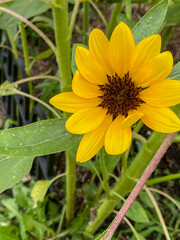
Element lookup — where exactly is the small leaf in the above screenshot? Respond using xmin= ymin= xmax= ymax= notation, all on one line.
xmin=31 ymin=180 xmax=51 ymax=204
xmin=132 ymin=0 xmax=168 ymax=44
xmin=126 ymin=201 xmax=149 ymax=223
xmin=168 ymin=61 xmax=180 ymax=80
xmin=0 ymin=118 xmax=80 ymax=157
xmin=0 ymin=81 xmax=17 ymax=96
xmin=0 ymin=156 xmax=34 ymax=193
xmin=34 ymin=48 xmax=53 ymax=61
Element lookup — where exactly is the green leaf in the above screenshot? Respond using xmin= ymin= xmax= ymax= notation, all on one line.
xmin=126 ymin=201 xmax=149 ymax=223
xmin=71 ymin=44 xmax=88 ymax=75
xmin=34 ymin=49 xmax=53 ymax=61
xmin=31 ymin=180 xmax=51 ymax=204
xmin=22 ymin=214 xmax=55 ymax=238
xmin=0 ymin=156 xmax=34 ymax=193
xmin=0 ymin=81 xmax=17 ymax=96
xmin=165 ymin=4 xmax=180 ymax=25
xmin=2 ymin=199 xmax=28 ymax=239
xmin=168 ymin=61 xmax=180 ymax=80
xmin=0 ymin=118 xmax=80 ymax=157
xmin=116 ymin=14 xmax=136 ymax=29
xmin=132 ymin=0 xmax=168 ymax=44
xmin=0 ymin=0 xmax=50 ymax=29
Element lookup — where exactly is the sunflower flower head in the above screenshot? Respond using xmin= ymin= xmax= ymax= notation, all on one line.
xmin=50 ymin=22 xmax=180 ymax=163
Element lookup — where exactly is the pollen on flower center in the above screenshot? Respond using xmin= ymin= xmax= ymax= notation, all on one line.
xmin=98 ymin=72 xmax=145 ymax=119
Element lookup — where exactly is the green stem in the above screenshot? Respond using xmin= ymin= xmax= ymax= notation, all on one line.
xmin=6 ymin=29 xmax=18 ymax=58
xmin=85 ymin=131 xmax=168 ymax=234
xmin=52 ymin=0 xmax=72 ymax=90
xmin=99 ymin=148 xmax=110 ymax=198
xmin=125 ymin=0 xmax=131 ymax=20
xmin=133 ymin=120 xmax=144 ymax=133
xmin=121 ymin=152 xmax=127 ymax=174
xmin=2 ymin=75 xmax=61 ymax=90
xmin=19 ymin=22 xmax=34 ymax=112
xmin=68 ymin=0 xmax=81 ymax=40
xmin=52 ymin=0 xmax=76 ymax=226
xmin=146 ymin=173 xmax=180 ymax=186
xmin=106 ymin=1 xmax=123 ymax=39
xmin=65 ymin=151 xmax=76 ymax=225
xmin=132 ymin=132 xmax=147 ymax=145
xmin=83 ymin=1 xmax=90 ymax=45
xmin=89 ymin=1 xmax=108 ymax=28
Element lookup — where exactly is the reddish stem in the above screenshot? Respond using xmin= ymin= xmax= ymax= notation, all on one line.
xmin=103 ymin=131 xmax=177 ymax=240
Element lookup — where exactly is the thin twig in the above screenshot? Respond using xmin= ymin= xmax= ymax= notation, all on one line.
xmin=15 ymin=90 xmax=61 ymax=119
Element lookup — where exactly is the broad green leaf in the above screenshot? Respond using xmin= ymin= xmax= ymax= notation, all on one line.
xmin=126 ymin=201 xmax=149 ymax=223
xmin=168 ymin=61 xmax=180 ymax=80
xmin=132 ymin=0 xmax=168 ymax=44
xmin=31 ymin=180 xmax=51 ymax=204
xmin=0 ymin=156 xmax=34 ymax=193
xmin=0 ymin=118 xmax=80 ymax=157
xmin=0 ymin=0 xmax=50 ymax=29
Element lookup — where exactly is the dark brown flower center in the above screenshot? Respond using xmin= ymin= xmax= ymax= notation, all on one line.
xmin=98 ymin=72 xmax=144 ymax=119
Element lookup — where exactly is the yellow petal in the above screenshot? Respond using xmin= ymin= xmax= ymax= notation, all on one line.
xmin=72 ymin=70 xmax=102 ymax=98
xmin=105 ymin=115 xmax=132 ymax=155
xmin=65 ymin=107 xmax=107 ymax=134
xmin=76 ymin=115 xmax=112 ymax=162
xmin=75 ymin=46 xmax=107 ymax=84
xmin=120 ymin=110 xmax=144 ymax=129
xmin=109 ymin=22 xmax=135 ymax=78
xmin=89 ymin=29 xmax=114 ymax=76
xmin=49 ymin=92 xmax=101 ymax=113
xmin=140 ymin=104 xmax=180 ymax=133
xmin=129 ymin=35 xmax=161 ymax=83
xmin=140 ymin=80 xmax=180 ymax=107
xmin=135 ymin=51 xmax=173 ymax=87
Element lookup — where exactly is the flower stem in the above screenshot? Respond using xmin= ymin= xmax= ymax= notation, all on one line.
xmin=99 ymin=148 xmax=110 ymax=199
xmin=106 ymin=1 xmax=123 ymax=39
xmin=83 ymin=1 xmax=90 ymax=45
xmin=102 ymin=131 xmax=177 ymax=239
xmin=52 ymin=0 xmax=76 ymax=225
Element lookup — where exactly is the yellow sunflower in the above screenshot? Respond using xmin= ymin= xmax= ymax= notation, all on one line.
xmin=50 ymin=22 xmax=180 ymax=163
